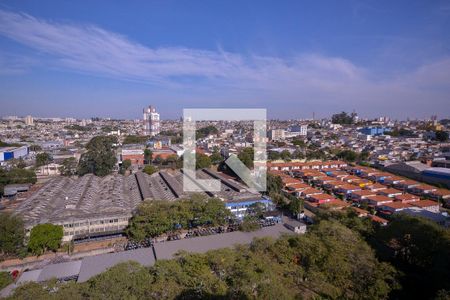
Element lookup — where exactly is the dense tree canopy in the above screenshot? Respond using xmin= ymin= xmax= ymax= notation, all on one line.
xmin=376 ymin=215 xmax=450 ymax=299
xmin=336 ymin=149 xmax=359 ymax=162
xmin=0 ymin=168 xmax=37 ymax=196
xmin=0 ymin=272 xmax=13 ymax=290
xmin=58 ymin=157 xmax=77 ymax=176
xmin=0 ymin=213 xmax=25 ymax=257
xmin=331 ymin=111 xmax=357 ymax=125
xmin=77 ymin=136 xmax=117 ymax=176
xmin=435 ymin=130 xmax=449 ymax=142
xmin=28 ymin=223 xmax=63 ymax=255
xmin=143 ymin=165 xmax=158 ymax=175
xmin=144 ymin=148 xmax=153 ymax=163
xmin=237 ymin=147 xmax=254 ymax=168
xmin=64 ymin=124 xmax=91 ymax=132
xmin=195 ymin=153 xmax=212 ymax=169
xmin=35 ymin=152 xmax=53 ymax=167
xmin=10 ymin=221 xmax=397 ymax=300
xmin=123 ymin=135 xmax=148 ymax=144
xmin=268 ymin=150 xmax=281 ymax=161
xmin=209 ymin=151 xmax=223 ymax=165
xmin=196 ymin=125 xmax=219 ymax=139
xmin=127 ymin=195 xmax=232 ymax=241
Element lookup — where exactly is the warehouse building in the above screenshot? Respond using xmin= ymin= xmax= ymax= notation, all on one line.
xmin=0 ymin=146 xmax=29 ymax=163
xmin=13 ymin=168 xmax=266 ymax=241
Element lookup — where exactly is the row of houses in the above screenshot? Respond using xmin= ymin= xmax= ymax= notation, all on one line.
xmin=275 ymin=161 xmax=450 ymax=226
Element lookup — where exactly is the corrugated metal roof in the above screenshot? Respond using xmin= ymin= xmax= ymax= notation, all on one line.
xmin=154 ymin=223 xmax=291 ymax=260
xmin=37 ymin=260 xmax=82 ymax=282
xmin=77 ymin=248 xmax=155 ymax=283
xmin=16 ymin=269 xmax=42 ymax=284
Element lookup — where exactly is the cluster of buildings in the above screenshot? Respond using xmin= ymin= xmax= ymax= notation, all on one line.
xmin=271 ymin=161 xmax=450 ymax=227
xmin=0 ymin=223 xmax=291 ymax=297
xmin=10 ymin=167 xmax=270 ymax=242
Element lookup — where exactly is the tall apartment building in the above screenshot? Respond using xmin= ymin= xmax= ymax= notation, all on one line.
xmin=269 ymin=129 xmax=285 ymax=141
xmin=143 ymin=105 xmax=160 ymax=136
xmin=24 ymin=115 xmax=34 ymax=126
xmin=287 ymin=125 xmax=308 ymax=137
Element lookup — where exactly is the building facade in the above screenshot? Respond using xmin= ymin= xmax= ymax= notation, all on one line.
xmin=24 ymin=115 xmax=34 ymax=126
xmin=143 ymin=106 xmax=160 ymax=136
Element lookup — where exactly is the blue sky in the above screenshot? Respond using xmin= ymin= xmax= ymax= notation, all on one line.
xmin=0 ymin=0 xmax=449 ymax=119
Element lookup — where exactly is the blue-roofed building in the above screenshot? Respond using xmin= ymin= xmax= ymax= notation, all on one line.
xmin=359 ymin=127 xmax=390 ymax=136
xmin=0 ymin=146 xmax=29 ymax=163
xmin=421 ymin=168 xmax=450 ymax=189
xmin=225 ymin=197 xmax=275 ymax=219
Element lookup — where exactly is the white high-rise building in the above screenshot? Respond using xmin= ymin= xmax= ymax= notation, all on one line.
xmin=24 ymin=115 xmax=34 ymax=126
xmin=143 ymin=105 xmax=160 ymax=136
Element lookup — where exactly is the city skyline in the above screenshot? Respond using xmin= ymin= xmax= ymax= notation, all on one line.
xmin=0 ymin=1 xmax=450 ymax=119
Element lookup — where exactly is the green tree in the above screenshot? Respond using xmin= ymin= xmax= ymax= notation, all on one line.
xmin=359 ymin=150 xmax=370 ymax=161
xmin=435 ymin=130 xmax=449 ymax=142
xmin=120 ymin=159 xmax=131 ymax=174
xmin=376 ymin=215 xmax=450 ymax=299
xmin=0 ymin=213 xmax=25 ymax=256
xmin=196 ymin=126 xmax=219 ymax=139
xmin=143 ymin=165 xmax=158 ymax=175
xmin=268 ymin=150 xmax=281 ymax=161
xmin=336 ymin=149 xmax=358 ymax=162
xmin=153 ymin=155 xmax=164 ymax=165
xmin=196 ymin=153 xmax=212 ymax=169
xmin=35 ymin=152 xmax=52 ymax=167
xmin=292 ymin=139 xmax=306 ymax=147
xmin=164 ymin=154 xmax=178 ymax=167
xmin=0 ymin=168 xmax=37 ymax=196
xmin=127 ymin=195 xmax=231 ymax=241
xmin=266 ymin=173 xmax=283 ymax=195
xmin=238 ymin=147 xmax=254 ymax=168
xmin=288 ymin=197 xmax=303 ymax=217
xmin=209 ymin=151 xmax=223 ymax=165
xmin=9 ymin=158 xmax=27 ymax=169
xmin=10 ymin=221 xmax=399 ymax=300
xmin=292 ymin=149 xmax=305 ymax=160
xmin=28 ymin=224 xmax=63 ymax=255
xmin=280 ymin=150 xmax=291 ymax=161
xmin=58 ymin=157 xmax=78 ymax=176
xmin=86 ymin=261 xmax=152 ymax=299
xmin=77 ymin=136 xmax=117 ymax=176
xmin=144 ymin=148 xmax=153 ymax=163
xmin=331 ymin=111 xmax=355 ymax=124
xmin=0 ymin=272 xmax=13 ymax=290
xmin=239 ymin=216 xmax=260 ymax=232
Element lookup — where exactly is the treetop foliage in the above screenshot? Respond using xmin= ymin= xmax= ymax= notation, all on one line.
xmin=0 ymin=212 xmax=25 ymax=257
xmin=127 ymin=195 xmax=232 ymax=241
xmin=28 ymin=223 xmax=63 ymax=255
xmin=78 ymin=136 xmax=117 ymax=177
xmin=196 ymin=125 xmax=219 ymax=139
xmin=10 ymin=221 xmax=397 ymax=300
xmin=0 ymin=167 xmax=37 ymax=196
xmin=331 ymin=111 xmax=357 ymax=125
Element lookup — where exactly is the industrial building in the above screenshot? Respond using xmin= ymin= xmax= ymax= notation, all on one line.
xmin=0 ymin=146 xmax=29 ymax=163
xmin=13 ymin=168 xmax=266 ymax=241
xmin=14 ymin=174 xmax=142 ymax=241
xmin=0 ymin=224 xmax=292 ymax=297
xmin=120 ymin=147 xmax=145 ymax=167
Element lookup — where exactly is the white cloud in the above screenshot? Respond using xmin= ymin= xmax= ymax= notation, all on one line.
xmin=0 ymin=9 xmax=449 ymax=118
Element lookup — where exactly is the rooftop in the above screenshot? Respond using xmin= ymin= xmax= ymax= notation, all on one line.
xmin=14 ymin=174 xmax=142 ymax=226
